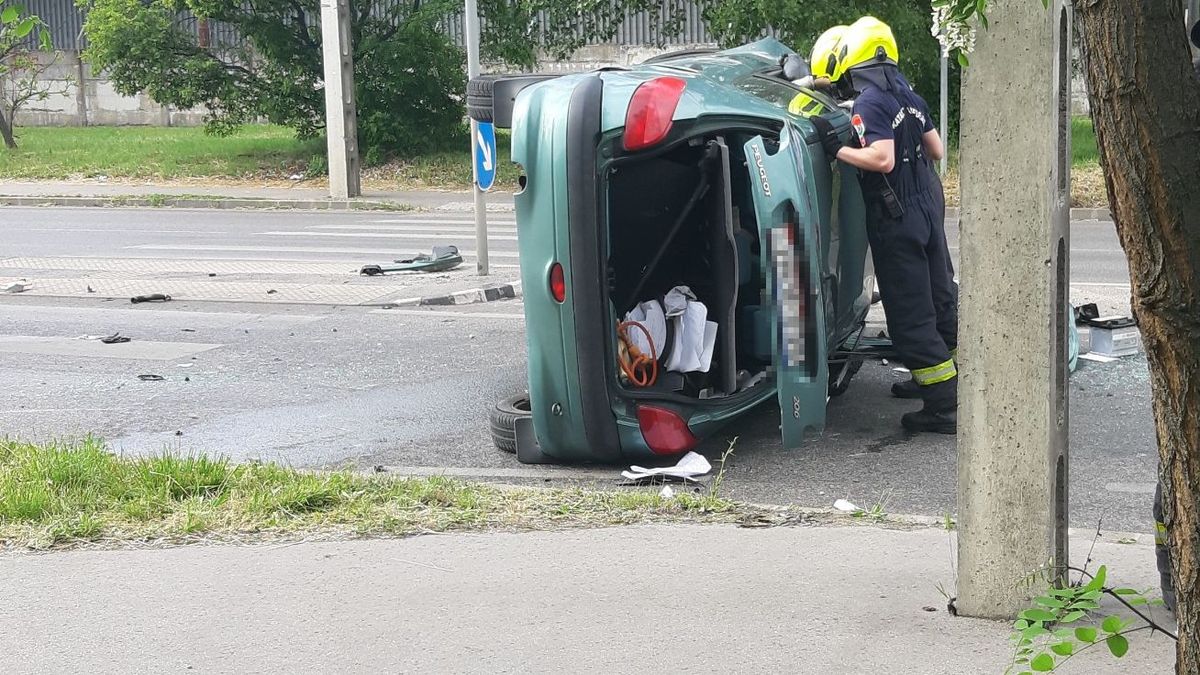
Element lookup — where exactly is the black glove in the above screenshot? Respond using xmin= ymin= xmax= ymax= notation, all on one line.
xmin=810 ymin=116 xmax=843 ymax=160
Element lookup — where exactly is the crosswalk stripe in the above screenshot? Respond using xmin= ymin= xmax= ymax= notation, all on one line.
xmin=129 ymin=245 xmax=522 ymax=258
xmin=261 ymin=231 xmax=520 ymax=241
xmin=311 ymin=225 xmax=518 ymax=234
xmin=371 ymin=219 xmax=518 ymax=226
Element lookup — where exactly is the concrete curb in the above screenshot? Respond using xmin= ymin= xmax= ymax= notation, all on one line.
xmin=380 ymin=281 xmax=522 ymax=309
xmin=0 ymin=195 xmax=415 ymax=212
xmin=945 ymin=207 xmax=1111 ymax=221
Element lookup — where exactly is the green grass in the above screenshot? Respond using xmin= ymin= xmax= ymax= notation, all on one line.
xmin=1072 ymin=116 xmax=1099 ymax=166
xmin=0 ymin=439 xmax=750 ymax=550
xmin=0 ymin=124 xmax=519 ymax=189
xmin=0 ymin=125 xmax=323 ymax=180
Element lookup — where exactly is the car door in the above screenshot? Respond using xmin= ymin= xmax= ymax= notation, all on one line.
xmin=742 ymin=126 xmax=829 ymax=448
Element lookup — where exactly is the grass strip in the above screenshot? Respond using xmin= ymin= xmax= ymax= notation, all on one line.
xmin=0 ymin=439 xmax=762 ymax=550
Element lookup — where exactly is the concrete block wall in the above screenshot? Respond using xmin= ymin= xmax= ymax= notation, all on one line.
xmin=11 ymin=44 xmax=1095 ymax=127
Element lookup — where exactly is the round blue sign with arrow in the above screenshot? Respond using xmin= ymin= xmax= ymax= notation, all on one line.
xmin=474 ymin=121 xmax=497 ymax=192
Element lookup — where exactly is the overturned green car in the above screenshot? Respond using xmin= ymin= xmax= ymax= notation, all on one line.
xmin=473 ymin=38 xmax=876 ymax=464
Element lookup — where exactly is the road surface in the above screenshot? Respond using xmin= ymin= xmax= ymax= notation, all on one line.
xmin=0 ymin=206 xmax=1156 ymax=530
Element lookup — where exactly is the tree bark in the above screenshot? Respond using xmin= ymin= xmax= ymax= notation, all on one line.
xmin=1074 ymin=1 xmax=1200 ymax=671
xmin=0 ymin=109 xmax=16 ymax=149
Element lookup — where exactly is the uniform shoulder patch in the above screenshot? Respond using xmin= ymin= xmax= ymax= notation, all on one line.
xmin=851 ymin=114 xmax=867 ymax=147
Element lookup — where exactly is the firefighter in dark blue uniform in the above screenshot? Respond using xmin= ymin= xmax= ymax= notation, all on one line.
xmin=811 ymin=16 xmax=958 ymax=434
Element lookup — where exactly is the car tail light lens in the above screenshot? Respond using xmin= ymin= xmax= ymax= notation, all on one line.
xmin=623 ymin=77 xmax=687 ymax=152
xmin=549 ymin=263 xmax=565 ymax=303
xmin=636 ymin=405 xmax=697 ymax=455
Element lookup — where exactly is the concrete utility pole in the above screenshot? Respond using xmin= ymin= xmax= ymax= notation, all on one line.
xmin=320 ymin=0 xmax=361 ymax=199
xmin=939 ymin=54 xmax=948 ymax=177
xmin=956 ymin=0 xmax=1072 ymax=619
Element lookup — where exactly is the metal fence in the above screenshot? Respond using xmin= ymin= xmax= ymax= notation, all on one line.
xmin=23 ymin=0 xmax=722 ymax=54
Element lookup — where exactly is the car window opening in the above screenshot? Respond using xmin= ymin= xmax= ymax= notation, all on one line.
xmin=606 ymin=131 xmax=771 ymax=402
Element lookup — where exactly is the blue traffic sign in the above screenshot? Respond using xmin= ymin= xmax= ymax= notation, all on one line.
xmin=474 ymin=121 xmax=497 ymax=192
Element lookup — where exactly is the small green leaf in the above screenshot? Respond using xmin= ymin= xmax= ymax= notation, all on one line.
xmin=14 ymin=16 xmax=34 ymax=37
xmin=1150 ymin=598 xmax=1167 ymax=607
xmin=957 ymin=52 xmax=970 ymax=68
xmin=38 ymin=27 xmax=51 ymax=50
xmin=1020 ymin=609 xmax=1056 ymax=622
xmin=1075 ymin=627 xmax=1098 ymax=643
xmin=1060 ymin=610 xmax=1086 ymax=623
xmin=1031 ymin=653 xmax=1056 ymax=672
xmin=1079 ymin=590 xmax=1103 ymax=600
xmin=1041 ymin=0 xmax=1049 ymax=8
xmin=1014 ymin=619 xmax=1031 ymax=630
xmin=1128 ymin=597 xmax=1149 ymax=606
xmin=1101 ymin=615 xmax=1123 ymax=634
xmin=1035 ymin=596 xmax=1066 ymax=608
xmin=1085 ymin=566 xmax=1108 ymax=592
xmin=1051 ymin=641 xmax=1074 ymax=656
xmin=1023 ymin=625 xmax=1050 ymax=641
xmin=1052 ymin=628 xmax=1074 ymax=639
xmin=1106 ymin=633 xmax=1129 ymax=658
xmin=978 ymin=12 xmax=989 ymax=30
xmin=1070 ymin=600 xmax=1100 ymax=611
xmin=1112 ymin=588 xmax=1140 ymax=596
xmin=1 ymin=6 xmax=18 ymax=24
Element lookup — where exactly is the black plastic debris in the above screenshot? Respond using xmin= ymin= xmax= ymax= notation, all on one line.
xmin=138 ymin=374 xmax=165 ymax=381
xmin=100 ymin=334 xmax=131 ymax=344
xmin=361 ymin=246 xmax=463 ymax=275
xmin=131 ymin=294 xmax=171 ymax=304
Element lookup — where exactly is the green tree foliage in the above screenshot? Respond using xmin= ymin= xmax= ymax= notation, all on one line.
xmin=0 ymin=2 xmax=59 ymax=149
xmin=703 ymin=0 xmax=961 ymax=134
xmin=84 ymin=0 xmax=468 ymax=154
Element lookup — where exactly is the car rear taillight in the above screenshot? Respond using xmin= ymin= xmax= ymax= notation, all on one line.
xmin=549 ymin=263 xmax=566 ymax=303
xmin=636 ymin=405 xmax=697 ymax=455
xmin=622 ymin=77 xmax=687 ymax=152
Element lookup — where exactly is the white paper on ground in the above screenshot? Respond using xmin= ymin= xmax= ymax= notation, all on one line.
xmin=1079 ymin=352 xmax=1118 ymax=363
xmin=833 ymin=499 xmax=859 ymax=512
xmin=621 ymin=451 xmax=712 ymax=482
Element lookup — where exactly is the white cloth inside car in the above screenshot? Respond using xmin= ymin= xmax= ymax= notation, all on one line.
xmin=624 ymin=285 xmax=718 ymax=374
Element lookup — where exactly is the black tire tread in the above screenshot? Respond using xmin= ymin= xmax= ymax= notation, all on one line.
xmin=490 ymin=394 xmax=531 ymax=453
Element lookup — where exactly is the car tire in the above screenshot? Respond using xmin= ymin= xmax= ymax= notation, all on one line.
xmin=490 ymin=394 xmax=531 ymax=453
xmin=467 ymin=76 xmax=498 ymax=123
xmin=828 ymin=357 xmax=863 ymax=398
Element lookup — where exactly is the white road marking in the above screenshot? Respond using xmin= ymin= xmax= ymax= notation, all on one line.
xmin=129 ymin=245 xmax=521 ymax=258
xmin=311 ymin=225 xmax=517 ymax=234
xmin=370 ymin=308 xmax=524 ymax=320
xmin=261 ymin=231 xmax=520 ymax=241
xmin=370 ymin=218 xmax=517 ymax=226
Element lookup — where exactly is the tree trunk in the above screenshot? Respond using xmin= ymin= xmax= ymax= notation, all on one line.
xmin=1074 ymin=0 xmax=1200 ymax=671
xmin=0 ymin=109 xmax=15 ymax=149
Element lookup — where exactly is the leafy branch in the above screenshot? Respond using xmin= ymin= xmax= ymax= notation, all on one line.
xmin=1006 ymin=563 xmax=1174 ymax=674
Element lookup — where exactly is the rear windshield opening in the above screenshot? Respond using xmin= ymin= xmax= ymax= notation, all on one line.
xmin=605 ymin=133 xmax=774 ymax=401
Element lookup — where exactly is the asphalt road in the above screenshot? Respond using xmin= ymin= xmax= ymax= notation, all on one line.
xmin=0 ymin=206 xmax=1156 ymax=531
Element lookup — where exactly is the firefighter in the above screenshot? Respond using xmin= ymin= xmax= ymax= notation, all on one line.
xmin=810 ymin=16 xmax=958 ymax=434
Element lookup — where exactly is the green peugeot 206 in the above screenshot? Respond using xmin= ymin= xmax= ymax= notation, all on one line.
xmin=472 ymin=38 xmax=878 ymax=465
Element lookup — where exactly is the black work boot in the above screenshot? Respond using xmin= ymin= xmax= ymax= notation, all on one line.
xmin=901 ymin=378 xmax=957 ymax=434
xmin=891 ymin=378 xmax=921 ymax=399
xmin=901 ymin=408 xmax=957 ymax=435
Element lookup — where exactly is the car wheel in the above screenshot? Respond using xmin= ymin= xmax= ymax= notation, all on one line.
xmin=490 ymin=394 xmax=531 ymax=453
xmin=828 ymin=357 xmax=863 ymax=398
xmin=467 ymin=76 xmax=498 ymax=123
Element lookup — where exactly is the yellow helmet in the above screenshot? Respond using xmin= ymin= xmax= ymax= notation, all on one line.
xmin=810 ymin=25 xmax=848 ymax=81
xmin=834 ymin=16 xmax=899 ymax=80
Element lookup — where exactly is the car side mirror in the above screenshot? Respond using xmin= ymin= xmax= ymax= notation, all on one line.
xmin=781 ymin=54 xmax=811 ymax=82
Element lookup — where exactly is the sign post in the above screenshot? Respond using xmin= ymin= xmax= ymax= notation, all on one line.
xmin=465 ymin=0 xmax=489 ymax=276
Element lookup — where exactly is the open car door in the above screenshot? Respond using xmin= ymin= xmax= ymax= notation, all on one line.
xmin=743 ymin=127 xmax=829 ymax=448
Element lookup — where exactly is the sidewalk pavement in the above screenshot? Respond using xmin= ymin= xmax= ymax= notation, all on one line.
xmin=0 ymin=180 xmax=1113 ymax=219
xmin=0 ymin=523 xmax=1174 ymax=673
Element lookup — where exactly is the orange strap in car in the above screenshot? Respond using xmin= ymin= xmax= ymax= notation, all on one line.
xmin=617 ymin=320 xmax=658 ymax=388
